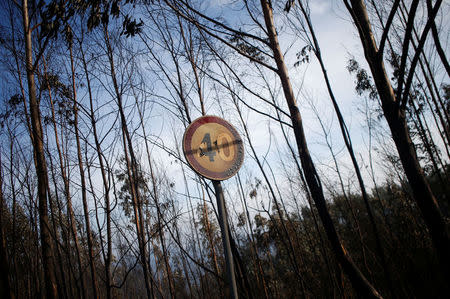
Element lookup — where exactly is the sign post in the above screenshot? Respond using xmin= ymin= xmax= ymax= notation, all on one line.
xmin=183 ymin=116 xmax=244 ymax=299
xmin=212 ymin=180 xmax=238 ymax=299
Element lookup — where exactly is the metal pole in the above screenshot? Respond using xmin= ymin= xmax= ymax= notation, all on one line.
xmin=212 ymin=180 xmax=238 ymax=299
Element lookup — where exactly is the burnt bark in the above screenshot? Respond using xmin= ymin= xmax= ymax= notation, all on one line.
xmin=346 ymin=0 xmax=449 ymax=277
xmin=260 ymin=1 xmax=382 ymax=297
xmin=21 ymin=1 xmax=58 ymax=297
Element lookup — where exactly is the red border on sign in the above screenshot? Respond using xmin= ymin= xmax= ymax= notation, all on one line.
xmin=183 ymin=115 xmax=244 ymax=180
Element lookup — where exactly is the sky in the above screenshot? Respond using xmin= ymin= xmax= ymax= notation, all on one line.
xmin=158 ymin=0 xmax=450 ymax=213
xmin=1 ymin=0 xmax=448 ymax=225
xmin=123 ymin=0 xmax=392 ymax=223
xmin=142 ymin=0 xmax=391 ymax=204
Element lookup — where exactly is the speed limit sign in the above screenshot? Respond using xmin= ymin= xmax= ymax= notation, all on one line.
xmin=183 ymin=115 xmax=244 ymax=180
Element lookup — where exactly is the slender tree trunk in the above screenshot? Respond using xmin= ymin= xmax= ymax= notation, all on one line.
xmin=427 ymin=0 xmax=450 ymax=77
xmin=79 ymin=38 xmax=113 ymax=299
xmin=133 ymin=90 xmax=175 ymax=296
xmin=21 ymin=1 xmax=58 ymax=297
xmin=45 ymin=144 xmax=69 ymax=299
xmin=260 ymin=1 xmax=382 ymax=297
xmin=270 ymin=81 xmax=339 ymax=297
xmin=409 ymin=99 xmax=444 ymax=183
xmin=230 ymin=89 xmax=306 ymax=290
xmin=43 ymin=59 xmax=86 ymax=299
xmin=347 ymin=0 xmax=450 ymax=276
xmin=396 ymin=1 xmax=450 ymax=155
xmin=148 ymin=158 xmax=176 ymax=299
xmin=103 ymin=27 xmax=155 ymax=299
xmin=236 ymin=174 xmax=270 ymax=299
xmin=309 ymin=103 xmax=372 ymax=276
xmin=69 ymin=41 xmax=99 ymax=299
xmin=0 ymin=154 xmax=15 ymax=299
xmin=7 ymin=130 xmax=19 ymax=297
xmin=295 ymin=3 xmax=394 ymax=293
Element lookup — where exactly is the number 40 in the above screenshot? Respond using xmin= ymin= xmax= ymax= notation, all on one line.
xmin=200 ymin=132 xmax=234 ymax=162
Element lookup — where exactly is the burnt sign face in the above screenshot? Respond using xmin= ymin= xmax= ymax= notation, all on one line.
xmin=183 ymin=116 xmax=244 ymax=181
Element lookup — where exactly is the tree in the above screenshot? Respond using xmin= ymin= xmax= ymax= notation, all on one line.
xmin=343 ymin=0 xmax=449 ymax=276
xmin=21 ymin=0 xmax=58 ymax=297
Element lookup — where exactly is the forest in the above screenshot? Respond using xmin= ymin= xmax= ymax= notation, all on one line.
xmin=0 ymin=0 xmax=449 ymax=298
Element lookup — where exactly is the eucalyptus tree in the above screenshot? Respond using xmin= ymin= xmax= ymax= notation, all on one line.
xmin=19 ymin=0 xmax=59 ymax=297
xmin=343 ymin=0 xmax=449 ymax=276
xmin=0 ymin=152 xmax=14 ymax=299
xmin=162 ymin=0 xmax=382 ymax=297
xmin=102 ymin=23 xmax=156 ymax=298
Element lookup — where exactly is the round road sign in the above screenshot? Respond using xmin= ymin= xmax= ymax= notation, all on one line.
xmin=183 ymin=115 xmax=244 ymax=181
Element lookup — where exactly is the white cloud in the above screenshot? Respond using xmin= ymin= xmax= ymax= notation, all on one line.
xmin=310 ymin=0 xmax=330 ymax=16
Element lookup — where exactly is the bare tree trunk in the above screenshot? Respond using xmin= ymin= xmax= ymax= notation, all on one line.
xmin=0 ymin=153 xmax=15 ymax=299
xmin=132 ymin=85 xmax=175 ymax=296
xmin=396 ymin=0 xmax=450 ymax=156
xmin=269 ymin=78 xmax=339 ymax=297
xmin=45 ymin=143 xmax=70 ymax=299
xmin=427 ymin=0 xmax=450 ymax=77
xmin=79 ymin=37 xmax=113 ymax=299
xmin=260 ymin=1 xmax=381 ymax=297
xmin=43 ymin=58 xmax=86 ymax=299
xmin=230 ymin=87 xmax=306 ymax=292
xmin=346 ymin=0 xmax=449 ymax=276
xmin=21 ymin=1 xmax=57 ymax=297
xmin=6 ymin=129 xmax=19 ymax=297
xmin=69 ymin=40 xmax=99 ymax=299
xmin=294 ymin=2 xmax=394 ymax=293
xmin=235 ymin=173 xmax=270 ymax=299
xmin=103 ymin=27 xmax=155 ymax=299
xmin=142 ymin=137 xmax=175 ymax=299
xmin=308 ymin=101 xmax=372 ymax=276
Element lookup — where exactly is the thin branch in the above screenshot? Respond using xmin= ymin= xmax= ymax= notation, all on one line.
xmin=378 ymin=0 xmax=401 ymax=56
xmin=166 ymin=0 xmax=270 ymax=46
xmin=395 ymin=0 xmax=420 ymax=104
xmin=400 ymin=0 xmax=443 ymax=109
